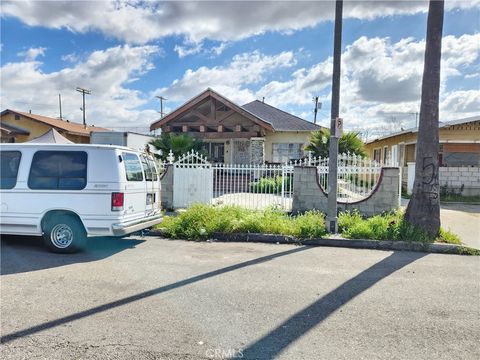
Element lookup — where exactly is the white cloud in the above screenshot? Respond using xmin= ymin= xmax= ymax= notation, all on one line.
xmin=155 ymin=50 xmax=296 ymax=104
xmin=1 ymin=45 xmax=161 ymax=129
xmin=2 ymin=1 xmax=478 ymax=44
xmin=156 ymin=33 xmax=479 ymax=133
xmin=17 ymin=46 xmax=46 ymax=61
xmin=440 ymin=90 xmax=480 ymax=117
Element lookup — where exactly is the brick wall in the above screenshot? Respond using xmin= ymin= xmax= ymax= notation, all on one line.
xmin=292 ymin=166 xmax=400 ymax=216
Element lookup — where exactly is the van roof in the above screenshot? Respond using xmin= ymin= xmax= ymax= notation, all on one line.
xmin=0 ymin=143 xmax=142 ymax=152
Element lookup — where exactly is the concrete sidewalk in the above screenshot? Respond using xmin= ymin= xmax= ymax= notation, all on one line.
xmin=401 ymin=199 xmax=480 ymax=249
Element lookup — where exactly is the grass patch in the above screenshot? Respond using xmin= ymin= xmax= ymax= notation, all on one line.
xmin=338 ymin=210 xmax=462 ymax=244
xmin=156 ymin=204 xmax=327 ymax=240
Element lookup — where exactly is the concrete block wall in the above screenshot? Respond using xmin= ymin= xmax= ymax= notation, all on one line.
xmin=292 ymin=166 xmax=401 ymax=217
xmin=160 ymin=164 xmax=174 ymax=210
xmin=438 ymin=167 xmax=480 ymax=196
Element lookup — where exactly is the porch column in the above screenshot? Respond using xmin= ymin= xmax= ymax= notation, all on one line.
xmin=250 ymin=137 xmax=265 ymax=165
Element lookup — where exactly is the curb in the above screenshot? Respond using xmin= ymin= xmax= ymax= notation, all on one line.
xmin=147 ymin=230 xmax=479 ymax=255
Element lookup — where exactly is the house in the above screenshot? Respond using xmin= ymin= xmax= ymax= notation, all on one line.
xmin=364 ymin=115 xmax=480 ymax=195
xmin=150 ymin=89 xmax=322 ymax=164
xmin=0 ymin=109 xmax=109 ymax=144
xmin=364 ymin=115 xmax=480 ymax=167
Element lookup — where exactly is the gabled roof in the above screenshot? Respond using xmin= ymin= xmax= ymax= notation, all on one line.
xmin=150 ymin=88 xmax=274 ymax=131
xmin=0 ymin=109 xmax=109 ymax=136
xmin=365 ymin=115 xmax=480 ymax=144
xmin=242 ymin=100 xmax=322 ymax=132
xmin=150 ymin=88 xmax=321 ymax=132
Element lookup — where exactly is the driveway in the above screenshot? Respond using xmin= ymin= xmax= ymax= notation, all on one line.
xmin=1 ymin=236 xmax=479 ymax=359
xmin=401 ymin=199 xmax=480 ymax=249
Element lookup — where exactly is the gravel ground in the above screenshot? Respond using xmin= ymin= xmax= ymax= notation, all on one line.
xmin=1 ymin=235 xmax=479 ymax=359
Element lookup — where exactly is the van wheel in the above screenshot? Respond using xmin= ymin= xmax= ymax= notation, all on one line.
xmin=42 ymin=215 xmax=86 ymax=253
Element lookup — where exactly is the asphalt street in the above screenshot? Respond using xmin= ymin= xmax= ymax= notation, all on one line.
xmin=1 ymin=235 xmax=479 ymax=359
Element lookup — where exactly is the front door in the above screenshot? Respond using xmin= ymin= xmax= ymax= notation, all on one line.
xmin=211 ymin=143 xmax=225 ymax=163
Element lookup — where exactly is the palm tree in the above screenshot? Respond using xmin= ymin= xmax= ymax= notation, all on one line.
xmin=150 ymin=133 xmax=205 ymax=161
xmin=306 ymin=129 xmax=366 ymax=158
xmin=404 ymin=0 xmax=444 ymax=237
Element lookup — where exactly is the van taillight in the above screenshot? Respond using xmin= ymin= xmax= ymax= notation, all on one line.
xmin=111 ymin=192 xmax=124 ymax=211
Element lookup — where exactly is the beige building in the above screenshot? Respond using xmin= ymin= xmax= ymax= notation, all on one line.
xmin=150 ymin=89 xmax=323 ymax=164
xmin=0 ymin=109 xmax=108 ymax=143
xmin=364 ymin=116 xmax=480 ymax=167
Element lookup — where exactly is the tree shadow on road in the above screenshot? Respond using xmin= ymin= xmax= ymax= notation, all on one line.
xmin=0 ymin=245 xmax=310 ymax=344
xmin=0 ymin=235 xmax=145 ymax=275
xmin=241 ymin=251 xmax=427 ymax=359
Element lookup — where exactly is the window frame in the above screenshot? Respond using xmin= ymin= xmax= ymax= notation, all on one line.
xmin=122 ymin=152 xmax=144 ymax=182
xmin=272 ymin=143 xmax=304 ymax=163
xmin=28 ymin=150 xmax=88 ymax=190
xmin=0 ymin=150 xmax=22 ymax=190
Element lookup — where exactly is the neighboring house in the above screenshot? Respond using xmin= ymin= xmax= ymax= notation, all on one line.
xmin=364 ymin=115 xmax=480 ymax=167
xmin=364 ymin=115 xmax=480 ymax=195
xmin=0 ymin=109 xmax=108 ymax=143
xmin=150 ymin=88 xmax=322 ymax=164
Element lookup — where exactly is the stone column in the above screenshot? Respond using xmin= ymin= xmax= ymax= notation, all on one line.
xmin=250 ymin=137 xmax=265 ymax=164
xmin=160 ymin=164 xmax=174 ymax=210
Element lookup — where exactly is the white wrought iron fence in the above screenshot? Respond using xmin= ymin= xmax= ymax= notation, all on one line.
xmin=317 ymin=153 xmax=385 ymax=203
xmin=160 ymin=150 xmax=393 ymax=209
xmin=212 ymin=163 xmax=294 ymax=210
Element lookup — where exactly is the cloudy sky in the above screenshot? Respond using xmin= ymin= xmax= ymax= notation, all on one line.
xmin=1 ymin=0 xmax=479 ymax=137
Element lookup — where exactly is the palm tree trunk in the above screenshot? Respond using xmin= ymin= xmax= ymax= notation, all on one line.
xmin=405 ymin=0 xmax=444 ymax=236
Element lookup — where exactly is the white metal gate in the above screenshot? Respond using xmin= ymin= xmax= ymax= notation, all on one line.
xmin=173 ymin=151 xmax=213 ymax=208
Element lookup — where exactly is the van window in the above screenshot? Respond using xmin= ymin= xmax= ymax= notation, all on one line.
xmin=28 ymin=151 xmax=88 ymax=190
xmin=141 ymin=155 xmax=158 ymax=181
xmin=123 ymin=153 xmax=143 ymax=181
xmin=0 ymin=151 xmax=21 ymax=189
xmin=141 ymin=155 xmax=153 ymax=181
xmin=147 ymin=157 xmax=158 ymax=181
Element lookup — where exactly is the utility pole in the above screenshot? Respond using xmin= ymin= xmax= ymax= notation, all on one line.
xmin=156 ymin=96 xmax=167 ymax=118
xmin=58 ymin=94 xmax=63 ymax=120
xmin=327 ymin=0 xmax=343 ymax=233
xmin=313 ymin=96 xmax=321 ymax=124
xmin=76 ymin=87 xmax=91 ymax=128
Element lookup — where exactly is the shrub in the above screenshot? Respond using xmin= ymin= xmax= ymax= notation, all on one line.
xmin=156 ymin=205 xmax=326 ymax=240
xmin=249 ymin=176 xmax=292 ymax=194
xmin=339 ymin=209 xmax=462 ymax=244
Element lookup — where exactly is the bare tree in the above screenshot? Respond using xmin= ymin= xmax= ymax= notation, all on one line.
xmin=405 ymin=0 xmax=444 ymax=236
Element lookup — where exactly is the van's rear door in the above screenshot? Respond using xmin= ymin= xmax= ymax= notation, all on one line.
xmin=140 ymin=154 xmax=159 ymax=216
xmin=121 ymin=152 xmax=147 ymax=222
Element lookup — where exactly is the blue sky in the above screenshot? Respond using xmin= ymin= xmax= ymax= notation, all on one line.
xmin=1 ymin=1 xmax=479 ymax=137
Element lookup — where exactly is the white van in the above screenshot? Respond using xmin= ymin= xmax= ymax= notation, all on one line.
xmin=0 ymin=143 xmax=161 ymax=253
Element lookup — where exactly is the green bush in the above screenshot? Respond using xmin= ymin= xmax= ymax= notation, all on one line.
xmin=339 ymin=209 xmax=462 ymax=244
xmin=156 ymin=204 xmax=326 ymax=240
xmin=249 ymin=176 xmax=292 ymax=194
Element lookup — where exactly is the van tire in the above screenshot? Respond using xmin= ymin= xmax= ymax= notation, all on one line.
xmin=42 ymin=215 xmax=87 ymax=253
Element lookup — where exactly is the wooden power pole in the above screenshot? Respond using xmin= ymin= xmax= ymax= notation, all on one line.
xmin=327 ymin=0 xmax=343 ymax=233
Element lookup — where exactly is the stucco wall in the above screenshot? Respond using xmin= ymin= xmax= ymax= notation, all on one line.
xmin=292 ymin=166 xmax=400 ymax=217
xmin=365 ymin=121 xmax=480 ymax=164
xmin=264 ymin=131 xmax=312 ymax=163
xmin=1 ymin=113 xmax=89 ymax=143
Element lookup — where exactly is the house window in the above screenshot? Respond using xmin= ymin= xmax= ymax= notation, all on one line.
xmin=272 ymin=143 xmax=303 ymax=163
xmin=373 ymin=148 xmax=381 ymax=163
xmin=383 ymin=146 xmax=388 ymax=163
xmin=14 ymin=114 xmax=20 ymax=120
